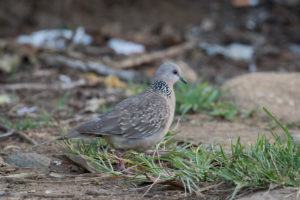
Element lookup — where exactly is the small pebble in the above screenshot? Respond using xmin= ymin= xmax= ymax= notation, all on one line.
xmin=53 ymin=160 xmax=62 ymax=166
xmin=45 ymin=190 xmax=53 ymax=194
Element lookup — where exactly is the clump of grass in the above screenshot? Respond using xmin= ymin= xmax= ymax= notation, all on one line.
xmin=1 ymin=91 xmax=72 ymax=131
xmin=50 ymin=91 xmax=72 ymax=116
xmin=127 ymin=80 xmax=148 ymax=95
xmin=128 ymin=80 xmax=240 ymax=121
xmin=174 ymin=81 xmax=239 ymax=120
xmin=1 ymin=116 xmax=46 ymax=131
xmin=64 ymin=108 xmax=299 ymax=198
xmin=285 ymin=121 xmax=300 ymax=129
xmin=1 ymin=101 xmax=62 ymax=131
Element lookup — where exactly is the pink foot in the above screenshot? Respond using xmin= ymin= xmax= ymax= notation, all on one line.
xmin=116 ymin=152 xmax=135 ymax=174
xmin=116 ymin=152 xmax=126 ymax=171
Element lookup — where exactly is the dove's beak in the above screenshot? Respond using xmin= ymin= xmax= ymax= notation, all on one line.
xmin=179 ymin=76 xmax=187 ymax=84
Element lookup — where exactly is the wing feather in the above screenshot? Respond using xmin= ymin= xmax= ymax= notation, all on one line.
xmin=69 ymin=89 xmax=171 ymax=139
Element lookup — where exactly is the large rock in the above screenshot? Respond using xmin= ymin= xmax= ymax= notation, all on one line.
xmin=222 ymin=73 xmax=300 ymax=122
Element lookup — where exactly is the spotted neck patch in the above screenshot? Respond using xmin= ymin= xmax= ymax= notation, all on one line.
xmin=151 ymin=80 xmax=171 ymax=98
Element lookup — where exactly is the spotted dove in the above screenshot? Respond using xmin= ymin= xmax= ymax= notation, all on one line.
xmin=37 ymin=62 xmax=186 ymax=171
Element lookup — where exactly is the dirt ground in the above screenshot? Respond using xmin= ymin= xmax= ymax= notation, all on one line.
xmin=1 ymin=1 xmax=300 ymax=199
xmin=0 ymin=114 xmax=299 ymax=199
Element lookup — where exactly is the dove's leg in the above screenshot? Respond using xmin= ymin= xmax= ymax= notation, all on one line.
xmin=116 ymin=152 xmax=126 ymax=171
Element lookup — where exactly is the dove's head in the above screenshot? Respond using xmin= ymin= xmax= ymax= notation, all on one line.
xmin=153 ymin=62 xmax=187 ymax=85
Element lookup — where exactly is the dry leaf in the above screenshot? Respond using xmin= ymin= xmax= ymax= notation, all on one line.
xmin=104 ymin=75 xmax=126 ymax=88
xmin=85 ymin=73 xmax=104 ymax=85
xmin=54 ymin=154 xmax=99 ymax=173
xmin=84 ymin=98 xmax=106 ymax=112
xmin=0 ymin=94 xmax=11 ymax=105
xmin=0 ymin=156 xmax=8 ymax=167
xmin=0 ymin=53 xmax=21 ymax=73
xmin=48 ymin=172 xmax=67 ymax=178
xmin=1 ymin=172 xmax=39 ymax=179
xmin=145 ymin=174 xmax=184 ymax=189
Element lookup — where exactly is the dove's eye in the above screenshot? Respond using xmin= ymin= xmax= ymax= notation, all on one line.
xmin=173 ymin=70 xmax=178 ymax=75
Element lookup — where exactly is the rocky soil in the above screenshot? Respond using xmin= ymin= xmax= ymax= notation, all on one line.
xmin=0 ymin=1 xmax=300 ymax=199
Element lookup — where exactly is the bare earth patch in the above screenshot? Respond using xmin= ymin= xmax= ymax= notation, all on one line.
xmin=176 ymin=114 xmax=300 ymax=151
xmin=0 ymin=113 xmax=299 ymax=199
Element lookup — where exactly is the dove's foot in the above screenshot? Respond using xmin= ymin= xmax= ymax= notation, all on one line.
xmin=116 ymin=152 xmax=126 ymax=171
xmin=115 ymin=152 xmax=136 ymax=174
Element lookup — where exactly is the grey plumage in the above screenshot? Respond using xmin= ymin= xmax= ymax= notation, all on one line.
xmin=67 ymin=89 xmax=170 ymax=150
xmin=35 ymin=62 xmax=186 ymax=170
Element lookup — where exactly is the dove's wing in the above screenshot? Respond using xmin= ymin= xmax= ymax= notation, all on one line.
xmin=68 ymin=89 xmax=171 ymax=139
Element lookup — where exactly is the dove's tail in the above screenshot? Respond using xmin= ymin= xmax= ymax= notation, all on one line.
xmin=31 ymin=137 xmax=61 ymax=149
xmin=31 ymin=128 xmax=82 ymax=149
xmin=31 ymin=118 xmax=102 ymax=149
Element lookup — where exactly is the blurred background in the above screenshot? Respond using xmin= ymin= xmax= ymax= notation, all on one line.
xmin=0 ymin=0 xmax=300 ymax=84
xmin=0 ymin=0 xmax=300 ymax=133
xmin=1 ymin=0 xmax=300 ymax=132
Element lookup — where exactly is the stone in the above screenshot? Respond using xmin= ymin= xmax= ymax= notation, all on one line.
xmin=4 ymin=152 xmax=51 ymax=168
xmin=222 ymin=73 xmax=300 ymax=122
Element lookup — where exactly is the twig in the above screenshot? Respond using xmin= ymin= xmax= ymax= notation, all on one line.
xmin=38 ymin=53 xmax=141 ymax=82
xmin=0 ymin=126 xmax=14 ymax=139
xmin=0 ymin=125 xmax=37 ymax=145
xmin=0 ymin=172 xmax=41 ymax=179
xmin=0 ymin=79 xmax=86 ymax=91
xmin=145 ymin=173 xmax=184 ymax=189
xmin=6 ymin=179 xmax=98 ymax=184
xmin=143 ymin=173 xmax=162 ymax=197
xmin=110 ymin=41 xmax=196 ymax=69
xmin=22 ymin=193 xmax=75 ymax=198
xmin=14 ymin=131 xmax=38 ymax=145
xmin=199 ymin=182 xmax=224 ymax=193
xmin=73 ymin=44 xmax=114 ymax=55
